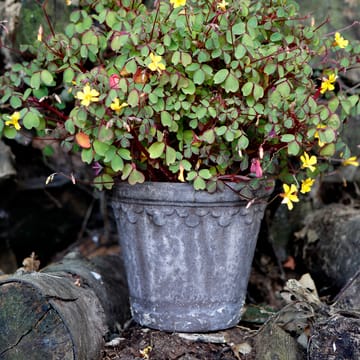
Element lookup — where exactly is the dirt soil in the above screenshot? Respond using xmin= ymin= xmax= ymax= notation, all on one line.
xmin=101 ymin=325 xmax=254 ymax=360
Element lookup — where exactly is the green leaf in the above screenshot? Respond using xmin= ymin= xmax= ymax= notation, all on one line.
xmin=181 ymin=52 xmax=192 ymax=67
xmin=318 ymin=107 xmax=328 ymax=120
xmin=264 ymin=63 xmax=277 ymax=75
xmin=223 ymin=72 xmax=239 ymax=93
xmin=186 ymin=63 xmax=200 ymax=72
xmin=125 ymin=59 xmax=137 ymax=74
xmin=93 ymin=140 xmax=110 ymax=156
xmin=181 ymin=80 xmax=195 ymax=95
xmin=193 ymin=69 xmax=205 ymax=85
xmin=127 ymin=89 xmax=139 ymax=107
xmin=238 ymin=134 xmax=249 ymax=149
xmin=232 ymin=22 xmax=245 ymax=35
xmin=242 ymin=82 xmax=253 ymax=97
xmin=319 ymin=128 xmax=335 ymax=143
xmin=214 ymin=69 xmax=229 ymax=84
xmin=320 ymin=143 xmax=335 ymax=157
xmin=201 ymin=129 xmax=215 ymax=144
xmin=23 ymin=111 xmax=40 ymax=130
xmin=281 ymin=134 xmax=295 ymax=142
xmin=65 ymin=119 xmax=75 ymax=134
xmin=63 ymin=67 xmax=75 ymax=83
xmin=121 ymin=163 xmax=133 ymax=180
xmin=241 ymin=33 xmax=254 ymax=47
xmin=98 ymin=126 xmax=114 ymax=142
xmin=104 ymin=146 xmax=115 ymax=162
xmin=30 ymin=72 xmax=41 ymax=89
xmin=118 ymin=148 xmax=132 ymax=160
xmin=148 ymin=142 xmax=165 ymax=159
xmin=199 ymin=169 xmax=212 ymax=179
xmin=328 ymin=113 xmax=340 ymax=129
xmin=234 ymin=44 xmax=246 ymax=59
xmin=348 ymin=95 xmax=359 ymax=107
xmin=328 ymin=97 xmax=339 ymax=112
xmin=193 ymin=176 xmax=206 ymax=190
xmin=165 ymin=146 xmax=177 ymax=165
xmin=82 ymin=30 xmax=98 ymax=46
xmin=81 ymin=148 xmax=93 ymax=164
xmin=287 ymin=141 xmax=300 ymax=156
xmin=3 ymin=127 xmax=17 ymax=139
xmin=80 ymin=45 xmax=88 ymax=59
xmin=186 ymin=171 xmax=197 ymax=181
xmin=128 ymin=169 xmax=145 ymax=185
xmin=270 ymin=32 xmax=282 ymax=42
xmin=10 ymin=96 xmax=22 ymax=109
xmin=161 ymin=111 xmax=172 ymax=127
xmin=111 ymin=34 xmax=128 ymax=51
xmin=253 ymin=84 xmax=264 ymax=101
xmin=111 ymin=155 xmax=124 ymax=172
xmin=215 ymin=126 xmax=226 ymax=136
xmin=171 ymin=51 xmax=181 ymax=65
xmin=277 ymin=81 xmax=291 ymax=98
xmin=118 ymin=78 xmax=128 ymax=93
xmin=33 ymin=88 xmax=48 ymax=100
xmin=40 ymin=70 xmax=54 ymax=86
xmin=105 ymin=11 xmax=117 ymax=28
xmin=72 ymin=107 xmax=87 ymax=128
xmin=198 ymin=50 xmax=210 ymax=63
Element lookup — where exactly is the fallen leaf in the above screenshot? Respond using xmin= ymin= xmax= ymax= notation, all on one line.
xmin=22 ymin=252 xmax=40 ymax=272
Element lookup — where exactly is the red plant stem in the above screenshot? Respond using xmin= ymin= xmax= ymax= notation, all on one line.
xmin=29 ymin=97 xmax=68 ymax=122
xmin=149 ymin=2 xmax=161 ymax=41
xmin=38 ymin=0 xmax=56 ymax=37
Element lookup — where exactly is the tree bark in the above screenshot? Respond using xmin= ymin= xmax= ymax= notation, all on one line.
xmin=0 ymin=252 xmax=129 ymax=360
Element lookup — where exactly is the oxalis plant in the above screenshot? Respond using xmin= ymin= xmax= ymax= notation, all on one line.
xmin=0 ymin=0 xmax=360 ymax=210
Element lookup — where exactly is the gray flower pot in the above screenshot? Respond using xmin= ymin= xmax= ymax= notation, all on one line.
xmin=112 ymin=181 xmax=273 ymax=332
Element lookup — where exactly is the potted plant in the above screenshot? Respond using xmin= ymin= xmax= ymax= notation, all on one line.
xmin=0 ymin=0 xmax=359 ymax=331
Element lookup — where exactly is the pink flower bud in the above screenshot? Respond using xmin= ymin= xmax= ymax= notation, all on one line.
xmin=109 ymin=74 xmax=120 ymax=89
xmin=250 ymin=158 xmax=263 ymax=178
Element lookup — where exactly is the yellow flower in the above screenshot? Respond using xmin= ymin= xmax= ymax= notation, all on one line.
xmin=170 ymin=0 xmax=186 ymax=8
xmin=342 ymin=156 xmax=359 ymax=167
xmin=300 ymin=152 xmax=317 ymax=172
xmin=320 ymin=73 xmax=337 ymax=94
xmin=300 ymin=178 xmax=315 ymax=194
xmin=147 ymin=53 xmax=166 ymax=73
xmin=75 ymin=84 xmax=100 ymax=107
xmin=333 ymin=32 xmax=349 ymax=49
xmin=217 ymin=0 xmax=228 ymax=11
xmin=280 ymin=184 xmax=299 ymax=211
xmin=5 ymin=111 xmax=21 ymax=130
xmin=110 ymin=98 xmax=128 ymax=114
xmin=66 ymin=0 xmax=72 ymax=5
xmin=314 ymin=124 xmax=327 ymax=147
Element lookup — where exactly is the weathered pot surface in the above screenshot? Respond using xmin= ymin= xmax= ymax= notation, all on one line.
xmin=112 ymin=181 xmax=273 ymax=332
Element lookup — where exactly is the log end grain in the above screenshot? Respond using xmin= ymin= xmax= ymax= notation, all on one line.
xmin=0 ymin=282 xmax=74 ymax=360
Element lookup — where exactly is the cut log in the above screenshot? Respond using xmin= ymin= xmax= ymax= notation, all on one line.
xmin=309 ymin=313 xmax=360 ymax=359
xmin=295 ymin=204 xmax=360 ymax=292
xmin=333 ymin=269 xmax=360 ymax=311
xmin=0 ymin=252 xmax=129 ymax=360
